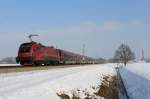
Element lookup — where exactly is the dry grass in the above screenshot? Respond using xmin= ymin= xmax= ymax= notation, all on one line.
xmin=57 ymin=75 xmax=118 ymax=99
xmin=95 ymin=75 xmax=118 ymax=99
xmin=57 ymin=93 xmax=70 ymax=99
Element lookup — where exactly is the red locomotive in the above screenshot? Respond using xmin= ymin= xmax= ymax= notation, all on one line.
xmin=16 ymin=35 xmax=95 ymax=65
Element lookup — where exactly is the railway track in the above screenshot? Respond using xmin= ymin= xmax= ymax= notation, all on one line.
xmin=116 ymin=67 xmax=129 ymax=99
xmin=0 ymin=64 xmax=88 ymax=73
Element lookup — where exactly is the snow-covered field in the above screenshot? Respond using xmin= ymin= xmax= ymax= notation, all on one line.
xmin=0 ymin=64 xmax=116 ymax=99
xmin=0 ymin=64 xmax=20 ymax=66
xmin=119 ymin=63 xmax=150 ymax=99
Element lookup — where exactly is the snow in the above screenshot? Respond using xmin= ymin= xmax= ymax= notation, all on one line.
xmin=119 ymin=63 xmax=150 ymax=99
xmin=0 ymin=64 xmax=20 ymax=66
xmin=0 ymin=64 xmax=116 ymax=99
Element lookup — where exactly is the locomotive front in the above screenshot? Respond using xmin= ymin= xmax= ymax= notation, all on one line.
xmin=16 ymin=42 xmax=34 ymax=65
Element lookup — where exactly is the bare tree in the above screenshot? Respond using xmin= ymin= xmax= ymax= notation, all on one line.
xmin=114 ymin=44 xmax=135 ymax=65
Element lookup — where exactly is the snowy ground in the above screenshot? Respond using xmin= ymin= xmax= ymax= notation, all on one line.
xmin=119 ymin=63 xmax=150 ymax=99
xmin=0 ymin=64 xmax=20 ymax=66
xmin=0 ymin=64 xmax=116 ymax=99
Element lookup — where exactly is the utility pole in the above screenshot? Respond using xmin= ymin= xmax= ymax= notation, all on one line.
xmin=141 ymin=49 xmax=145 ymax=61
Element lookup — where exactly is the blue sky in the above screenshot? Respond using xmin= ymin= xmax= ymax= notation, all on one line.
xmin=0 ymin=0 xmax=150 ymax=59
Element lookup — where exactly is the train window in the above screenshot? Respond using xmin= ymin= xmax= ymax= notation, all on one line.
xmin=35 ymin=47 xmax=41 ymax=52
xmin=19 ymin=43 xmax=32 ymax=52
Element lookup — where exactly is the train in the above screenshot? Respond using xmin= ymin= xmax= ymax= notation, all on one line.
xmin=16 ymin=41 xmax=97 ymax=66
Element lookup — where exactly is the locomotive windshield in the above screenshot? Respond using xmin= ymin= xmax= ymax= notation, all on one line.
xmin=19 ymin=43 xmax=32 ymax=52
